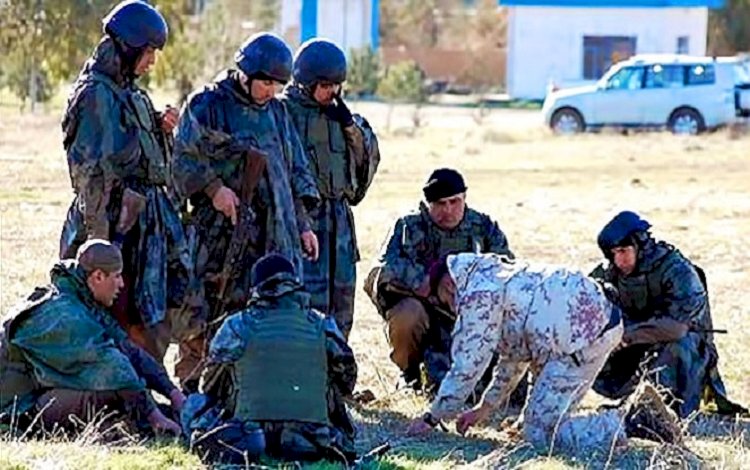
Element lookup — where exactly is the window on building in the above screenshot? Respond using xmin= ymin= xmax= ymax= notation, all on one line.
xmin=605 ymin=66 xmax=644 ymax=90
xmin=645 ymin=64 xmax=685 ymax=88
xmin=677 ymin=36 xmax=690 ymax=55
xmin=687 ymin=64 xmax=715 ymax=85
xmin=583 ymin=36 xmax=637 ymax=80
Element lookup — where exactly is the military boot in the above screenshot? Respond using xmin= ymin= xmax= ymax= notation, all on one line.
xmin=624 ymin=383 xmax=683 ymax=445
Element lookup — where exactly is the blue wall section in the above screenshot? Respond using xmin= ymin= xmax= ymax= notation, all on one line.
xmin=499 ymin=0 xmax=724 ymax=7
xmin=301 ymin=0 xmax=318 ymax=42
xmin=371 ymin=0 xmax=380 ymax=50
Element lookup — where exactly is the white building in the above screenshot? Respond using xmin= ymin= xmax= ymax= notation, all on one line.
xmin=278 ymin=0 xmax=380 ymax=51
xmin=502 ymin=0 xmax=725 ymax=100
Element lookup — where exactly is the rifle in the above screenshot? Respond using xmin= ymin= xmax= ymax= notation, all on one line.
xmin=113 ymin=188 xmax=147 ymax=248
xmin=210 ymin=146 xmax=267 ymax=327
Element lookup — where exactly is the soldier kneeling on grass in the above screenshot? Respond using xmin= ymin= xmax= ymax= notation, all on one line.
xmin=0 ymin=240 xmax=183 ymax=437
xmin=181 ymin=254 xmax=357 ymax=465
xmin=406 ymin=253 xmax=683 ymax=451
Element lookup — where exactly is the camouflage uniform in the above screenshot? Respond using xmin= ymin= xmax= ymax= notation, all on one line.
xmin=591 ymin=234 xmax=745 ymax=418
xmin=428 ymin=253 xmax=628 ymax=450
xmin=58 ymin=36 xmax=191 ymax=358
xmin=364 ymin=203 xmax=512 ymax=389
xmin=181 ymin=270 xmax=357 ymax=464
xmin=171 ymin=69 xmax=319 ymax=384
xmin=0 ymin=261 xmax=177 ymax=428
xmin=280 ymin=85 xmax=380 ymax=338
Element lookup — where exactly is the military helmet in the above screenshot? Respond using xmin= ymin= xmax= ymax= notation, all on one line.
xmin=293 ymin=38 xmax=347 ymax=87
xmin=235 ymin=33 xmax=293 ymax=83
xmin=103 ymin=1 xmax=168 ymax=50
xmin=597 ymin=210 xmax=651 ymax=255
xmin=251 ymin=253 xmax=297 ymax=287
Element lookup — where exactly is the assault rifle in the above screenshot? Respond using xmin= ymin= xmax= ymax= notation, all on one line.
xmin=210 ymin=145 xmax=267 ymax=328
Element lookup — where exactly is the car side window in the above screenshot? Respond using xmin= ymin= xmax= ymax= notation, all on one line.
xmin=686 ymin=64 xmax=715 ymax=86
xmin=645 ymin=64 xmax=685 ymax=88
xmin=606 ymin=67 xmax=644 ymax=90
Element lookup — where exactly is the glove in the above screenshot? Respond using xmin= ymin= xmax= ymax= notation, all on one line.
xmin=323 ymin=98 xmax=354 ymax=127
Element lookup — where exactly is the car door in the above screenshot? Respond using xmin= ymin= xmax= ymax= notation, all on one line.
xmin=637 ymin=64 xmax=685 ymax=126
xmin=590 ymin=66 xmax=645 ymax=126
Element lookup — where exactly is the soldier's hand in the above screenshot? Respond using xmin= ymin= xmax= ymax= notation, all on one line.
xmin=148 ymin=409 xmax=182 ymax=436
xmin=323 ymin=98 xmax=354 ymax=127
xmin=169 ymin=388 xmax=187 ymax=412
xmin=160 ymin=105 xmax=179 ymax=133
xmin=212 ymin=186 xmax=240 ymax=225
xmin=456 ymin=403 xmax=492 ymax=435
xmin=301 ymin=230 xmax=319 ymax=261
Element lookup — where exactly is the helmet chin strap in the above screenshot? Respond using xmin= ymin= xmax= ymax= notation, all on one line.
xmin=110 ymin=35 xmax=143 ymax=80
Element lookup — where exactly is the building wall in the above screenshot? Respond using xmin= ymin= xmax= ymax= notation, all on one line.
xmin=506 ymin=6 xmax=708 ymax=99
xmin=278 ymin=0 xmax=376 ymax=50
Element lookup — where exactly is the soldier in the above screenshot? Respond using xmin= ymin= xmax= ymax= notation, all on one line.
xmin=0 ymin=240 xmax=183 ymax=436
xmin=281 ymin=38 xmax=380 ymax=339
xmin=171 ymin=33 xmax=320 ymax=390
xmin=181 ymin=254 xmax=357 ymax=465
xmin=364 ymin=168 xmax=513 ymax=392
xmin=591 ymin=211 xmax=746 ymax=418
xmin=406 ymin=253 xmax=682 ymax=451
xmin=58 ymin=0 xmax=192 ymax=364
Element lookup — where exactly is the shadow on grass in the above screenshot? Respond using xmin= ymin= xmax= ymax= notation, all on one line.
xmin=686 ymin=413 xmax=750 ymax=445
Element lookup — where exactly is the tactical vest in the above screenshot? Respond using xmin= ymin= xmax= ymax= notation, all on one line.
xmin=297 ymin=108 xmax=350 ymax=199
xmin=425 ymin=212 xmax=485 ymax=260
xmin=234 ymin=308 xmax=329 ymax=424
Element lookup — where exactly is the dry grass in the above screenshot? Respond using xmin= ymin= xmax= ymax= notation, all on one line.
xmin=1 ymin=98 xmax=749 ymax=469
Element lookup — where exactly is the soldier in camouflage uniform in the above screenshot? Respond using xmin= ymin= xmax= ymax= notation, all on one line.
xmin=406 ymin=253 xmax=683 ymax=451
xmin=181 ymin=254 xmax=357 ymax=465
xmin=0 ymin=241 xmax=183 ymax=436
xmin=171 ymin=33 xmax=320 ymax=389
xmin=58 ymin=1 xmax=191 ymax=363
xmin=281 ymin=38 xmax=380 ymax=339
xmin=591 ymin=211 xmax=746 ymax=418
xmin=364 ymin=168 xmax=513 ymax=391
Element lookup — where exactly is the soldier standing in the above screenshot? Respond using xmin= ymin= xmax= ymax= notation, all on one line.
xmin=280 ymin=38 xmax=380 ymax=339
xmin=59 ymin=0 xmax=191 ymax=363
xmin=172 ymin=33 xmax=320 ymax=390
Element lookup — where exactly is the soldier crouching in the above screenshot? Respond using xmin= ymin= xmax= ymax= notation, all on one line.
xmin=181 ymin=254 xmax=357 ymax=465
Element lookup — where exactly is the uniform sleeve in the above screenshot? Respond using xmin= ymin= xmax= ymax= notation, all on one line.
xmin=323 ymin=317 xmax=357 ymax=396
xmin=119 ymin=339 xmax=177 ymax=399
xmin=376 ymin=218 xmax=429 ymax=294
xmin=64 ymin=85 xmax=139 ymax=239
xmin=483 ymin=217 xmax=514 ymax=259
xmin=171 ymin=93 xmax=223 ymax=201
xmin=657 ymin=257 xmax=707 ymax=325
xmin=428 ymin=289 xmax=502 ymax=420
xmin=344 ymin=114 xmax=380 ymax=206
xmin=480 ymin=360 xmax=530 ymax=409
xmin=207 ymin=313 xmax=251 ymax=364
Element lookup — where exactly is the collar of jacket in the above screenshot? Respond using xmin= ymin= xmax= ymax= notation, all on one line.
xmin=214 ymin=69 xmax=273 ymax=110
xmin=282 ymin=82 xmax=319 ymax=109
xmin=50 ymin=260 xmax=103 ymax=310
xmin=83 ymin=36 xmax=133 ymax=87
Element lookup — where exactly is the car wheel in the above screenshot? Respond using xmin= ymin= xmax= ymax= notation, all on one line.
xmin=668 ymin=108 xmax=705 ymax=135
xmin=551 ymin=108 xmax=585 ymax=135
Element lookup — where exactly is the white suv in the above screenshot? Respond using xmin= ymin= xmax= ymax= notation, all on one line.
xmin=542 ymin=54 xmax=750 ymax=135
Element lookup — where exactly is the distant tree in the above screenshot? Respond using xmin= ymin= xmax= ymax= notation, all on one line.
xmin=377 ymin=60 xmax=426 ymax=132
xmin=708 ymin=0 xmax=750 ymax=55
xmin=346 ymin=47 xmax=381 ymax=97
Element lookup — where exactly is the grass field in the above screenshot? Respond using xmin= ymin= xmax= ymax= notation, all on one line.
xmin=1 ymin=98 xmax=749 ymax=469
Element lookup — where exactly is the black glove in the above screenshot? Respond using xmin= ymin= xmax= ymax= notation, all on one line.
xmin=323 ymin=98 xmax=354 ymax=127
